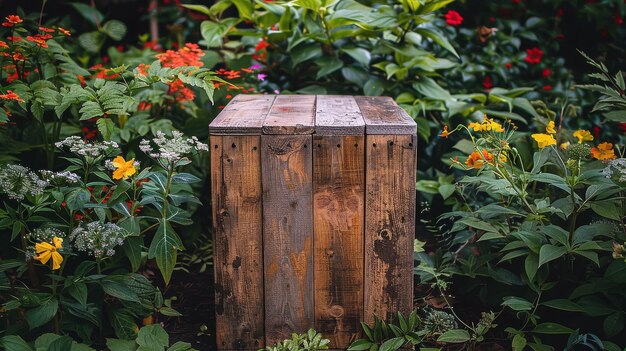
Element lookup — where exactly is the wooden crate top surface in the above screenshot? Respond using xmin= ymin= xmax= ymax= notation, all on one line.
xmin=209 ymin=95 xmax=417 ymax=135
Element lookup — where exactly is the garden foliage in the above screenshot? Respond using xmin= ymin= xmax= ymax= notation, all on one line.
xmin=0 ymin=0 xmax=625 ymax=349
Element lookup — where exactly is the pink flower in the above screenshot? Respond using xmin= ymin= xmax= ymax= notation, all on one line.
xmin=257 ymin=73 xmax=267 ymax=81
xmin=444 ymin=10 xmax=463 ymax=26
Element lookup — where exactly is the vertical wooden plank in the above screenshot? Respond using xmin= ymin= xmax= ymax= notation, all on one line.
xmin=313 ymin=135 xmax=364 ymax=348
xmin=211 ymin=135 xmax=265 ymax=350
xmin=262 ymin=135 xmax=314 ymax=344
xmin=364 ymin=135 xmax=416 ymax=323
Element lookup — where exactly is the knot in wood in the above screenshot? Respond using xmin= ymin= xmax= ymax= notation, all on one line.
xmin=328 ymin=305 xmax=345 ymax=318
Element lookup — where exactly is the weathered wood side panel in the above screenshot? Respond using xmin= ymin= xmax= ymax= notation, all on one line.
xmin=263 ymin=95 xmax=316 ymax=135
xmin=364 ymin=135 xmax=416 ymax=323
xmin=262 ymin=135 xmax=314 ymax=345
xmin=210 ymin=95 xmax=276 ymax=135
xmin=313 ymin=135 xmax=364 ymax=348
xmin=211 ymin=135 xmax=265 ymax=349
xmin=354 ymin=96 xmax=417 ymax=135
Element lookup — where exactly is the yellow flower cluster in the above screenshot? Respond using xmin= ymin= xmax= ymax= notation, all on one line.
xmin=531 ymin=121 xmax=557 ymax=149
xmin=468 ymin=116 xmax=505 ymax=133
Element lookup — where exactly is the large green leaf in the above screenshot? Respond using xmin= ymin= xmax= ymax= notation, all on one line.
xmin=414 ymin=28 xmax=458 ymax=58
xmin=0 ymin=335 xmax=32 ymax=351
xmin=25 ymin=298 xmax=58 ymax=329
xmin=538 ymin=245 xmax=567 ymax=267
xmin=148 ymin=220 xmax=183 ymax=285
xmin=436 ymin=329 xmax=470 ymax=343
xmin=137 ymin=324 xmax=169 ymax=350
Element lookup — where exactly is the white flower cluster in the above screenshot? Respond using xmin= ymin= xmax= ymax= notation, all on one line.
xmin=603 ymin=158 xmax=626 ymax=182
xmin=55 ymin=136 xmax=119 ymax=158
xmin=40 ymin=170 xmax=80 ymax=185
xmin=70 ymin=221 xmax=128 ymax=259
xmin=0 ymin=164 xmax=49 ymax=200
xmin=139 ymin=131 xmax=208 ymax=163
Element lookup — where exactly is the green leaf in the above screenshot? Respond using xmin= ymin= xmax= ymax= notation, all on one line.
xmin=109 ymin=309 xmax=138 ymax=339
xmin=231 ymin=0 xmax=253 ymax=20
xmin=531 ymin=322 xmax=574 ymax=334
xmin=100 ymin=277 xmax=140 ymax=302
xmin=25 ymin=298 xmax=58 ymax=329
xmin=604 ymin=313 xmax=624 ymax=337
xmin=180 ymin=4 xmax=211 ymax=16
xmin=437 ymin=329 xmax=470 ymax=343
xmin=541 ymin=299 xmax=584 ymax=312
xmin=414 ymin=28 xmax=458 ymax=58
xmin=524 ymin=254 xmax=539 ymax=282
xmin=102 ymin=20 xmax=127 ymax=41
xmin=413 ymin=77 xmax=452 ymax=100
xmin=123 ymin=236 xmax=144 ymax=272
xmin=502 ymin=297 xmax=533 ymax=311
xmin=171 ymin=173 xmax=201 ymax=184
xmin=590 ymin=202 xmax=622 ymax=221
xmin=137 ymin=324 xmax=169 ymax=350
xmin=342 ymin=47 xmax=371 ymax=66
xmin=66 ymin=188 xmax=91 ymax=212
xmin=291 ymin=44 xmax=322 ymax=66
xmin=97 ymin=118 xmax=115 ymax=140
xmin=48 ymin=336 xmax=73 ymax=351
xmin=106 ymin=339 xmax=136 ymax=351
xmin=70 ymin=2 xmax=104 ymax=26
xmin=380 ymin=337 xmax=405 ymax=351
xmin=0 ymin=335 xmax=32 ymax=351
xmin=148 ymin=220 xmax=184 ymax=285
xmin=538 ymin=245 xmax=567 ymax=267
xmin=512 ymin=334 xmax=526 ymax=351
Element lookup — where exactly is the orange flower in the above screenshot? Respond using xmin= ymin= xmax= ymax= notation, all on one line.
xmin=26 ymin=34 xmax=52 ymax=48
xmin=57 ymin=27 xmax=71 ymax=36
xmin=39 ymin=26 xmax=55 ymax=33
xmin=2 ymin=15 xmax=22 ymax=27
xmin=0 ymin=90 xmax=24 ymax=103
xmin=137 ymin=63 xmax=150 ymax=76
xmin=0 ymin=41 xmax=8 ymax=49
xmin=591 ymin=142 xmax=616 ymax=161
xmin=156 ymin=43 xmax=204 ymax=68
xmin=439 ymin=125 xmax=450 ymax=138
xmin=465 ymin=150 xmax=493 ymax=169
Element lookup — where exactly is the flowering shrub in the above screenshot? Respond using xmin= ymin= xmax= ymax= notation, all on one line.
xmin=0 ymin=12 xmax=222 ymax=346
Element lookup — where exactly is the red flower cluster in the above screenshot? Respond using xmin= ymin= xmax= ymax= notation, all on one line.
xmin=168 ymin=79 xmax=195 ymax=102
xmin=26 ymin=33 xmax=52 ymax=48
xmin=0 ymin=90 xmax=24 ymax=102
xmin=2 ymin=15 xmax=22 ymax=27
xmin=156 ymin=43 xmax=205 ymax=68
xmin=216 ymin=68 xmax=241 ymax=79
xmin=444 ymin=10 xmax=463 ymax=26
xmin=253 ymin=39 xmax=269 ymax=61
xmin=90 ymin=64 xmax=120 ymax=80
xmin=524 ymin=47 xmax=543 ymax=64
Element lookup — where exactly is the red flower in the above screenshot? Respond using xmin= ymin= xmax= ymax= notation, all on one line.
xmin=555 ymin=33 xmax=565 ymax=40
xmin=524 ymin=48 xmax=543 ymax=65
xmin=255 ymin=39 xmax=270 ymax=52
xmin=0 ymin=41 xmax=7 ymax=49
xmin=2 ymin=15 xmax=22 ymax=27
xmin=156 ymin=43 xmax=204 ymax=68
xmin=543 ymin=85 xmax=552 ymax=91
xmin=505 ymin=62 xmax=512 ymax=69
xmin=444 ymin=10 xmax=463 ymax=26
xmin=556 ymin=8 xmax=564 ymax=17
xmin=614 ymin=13 xmax=624 ymax=25
xmin=483 ymin=75 xmax=493 ymax=89
xmin=542 ymin=68 xmax=551 ymax=78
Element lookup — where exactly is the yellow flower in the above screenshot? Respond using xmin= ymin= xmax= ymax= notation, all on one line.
xmin=35 ymin=237 xmax=63 ymax=270
xmin=573 ymin=130 xmax=593 ymax=144
xmin=560 ymin=142 xmax=570 ymax=150
xmin=112 ymin=156 xmax=137 ymax=180
xmin=531 ymin=133 xmax=556 ymax=149
xmin=439 ymin=125 xmax=450 ymax=138
xmin=467 ymin=116 xmax=504 ymax=133
xmin=465 ymin=150 xmax=493 ymax=169
xmin=591 ymin=142 xmax=616 ymax=161
xmin=546 ymin=121 xmax=556 ymax=134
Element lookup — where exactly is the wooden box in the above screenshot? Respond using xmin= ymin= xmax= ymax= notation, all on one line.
xmin=209 ymin=95 xmax=416 ymax=350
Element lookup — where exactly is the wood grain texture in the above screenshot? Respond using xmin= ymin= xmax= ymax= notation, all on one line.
xmin=211 ymin=135 xmax=265 ymax=349
xmin=263 ymin=95 xmax=316 ymax=135
xmin=262 ymin=135 xmax=314 ymax=344
xmin=209 ymin=95 xmax=276 ymax=135
xmin=315 ymin=95 xmax=365 ymax=136
xmin=354 ymin=96 xmax=417 ymax=135
xmin=364 ymin=135 xmax=416 ymax=323
xmin=313 ymin=135 xmax=364 ymax=348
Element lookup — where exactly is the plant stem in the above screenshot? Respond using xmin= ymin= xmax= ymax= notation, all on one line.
xmin=21 ymin=227 xmax=40 ymax=289
xmin=161 ymin=162 xmax=174 ymax=220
